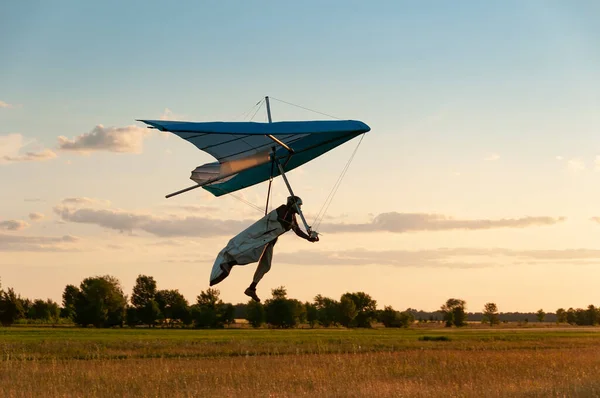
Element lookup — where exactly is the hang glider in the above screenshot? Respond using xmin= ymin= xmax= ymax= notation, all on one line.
xmin=137 ymin=96 xmax=370 ymax=235
xmin=138 ymin=120 xmax=369 ymax=198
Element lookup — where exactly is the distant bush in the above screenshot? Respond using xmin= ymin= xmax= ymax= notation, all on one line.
xmin=419 ymin=335 xmax=451 ymax=342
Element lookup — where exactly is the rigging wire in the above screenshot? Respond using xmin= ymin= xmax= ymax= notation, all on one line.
xmin=312 ymin=133 xmax=366 ymax=231
xmin=209 ymin=186 xmax=265 ymax=214
xmin=237 ymin=98 xmax=265 ymax=152
xmin=249 ymin=99 xmax=265 ymax=121
xmin=234 ymin=99 xmax=264 ymax=121
xmin=269 ymin=97 xmax=341 ymax=120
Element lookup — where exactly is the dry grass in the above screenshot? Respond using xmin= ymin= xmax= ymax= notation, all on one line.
xmin=1 ymin=327 xmax=600 ymax=397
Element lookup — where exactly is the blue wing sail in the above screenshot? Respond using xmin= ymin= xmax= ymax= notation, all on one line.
xmin=138 ymin=119 xmax=370 ymax=196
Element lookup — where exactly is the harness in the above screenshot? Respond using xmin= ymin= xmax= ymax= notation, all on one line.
xmin=277 ymin=205 xmax=296 ymax=232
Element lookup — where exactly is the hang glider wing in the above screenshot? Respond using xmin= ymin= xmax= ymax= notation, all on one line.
xmin=137 ymin=119 xmax=370 ymax=197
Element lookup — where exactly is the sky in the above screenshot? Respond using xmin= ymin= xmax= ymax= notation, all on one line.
xmin=2 ymin=1 xmax=600 ymax=312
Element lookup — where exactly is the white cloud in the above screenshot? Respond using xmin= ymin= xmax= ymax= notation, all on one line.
xmin=53 ymin=205 xmax=252 ymax=237
xmin=61 ymin=197 xmax=111 ymax=206
xmin=567 ymin=158 xmax=585 ymax=172
xmin=591 ymin=217 xmax=600 ymax=224
xmin=28 ymin=213 xmax=45 ymax=222
xmin=319 ymin=212 xmax=565 ymax=234
xmin=3 ymin=149 xmax=57 ymax=162
xmin=58 ymin=125 xmax=151 ymax=153
xmin=0 ymin=100 xmax=14 ymax=109
xmin=0 ymin=233 xmax=79 ymax=252
xmin=159 ymin=108 xmax=174 ymax=120
xmin=484 ymin=153 xmax=500 ymax=161
xmin=1 ymin=134 xmax=29 ymax=156
xmin=61 ymin=235 xmax=79 ymax=243
xmin=555 ymin=156 xmax=564 ymax=161
xmin=159 ymin=108 xmax=187 ymax=121
xmin=594 ymin=156 xmax=600 ymax=172
xmin=0 ymin=134 xmax=56 ymax=164
xmin=53 ymin=202 xmax=566 ymax=238
xmin=275 ymin=247 xmax=600 ymax=268
xmin=0 ymin=220 xmax=30 ymax=231
xmin=159 ymin=205 xmax=223 ymax=218
xmin=161 ymin=204 xmax=221 ymax=214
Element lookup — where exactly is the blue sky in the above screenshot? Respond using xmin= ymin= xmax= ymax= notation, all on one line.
xmin=3 ymin=1 xmax=600 ymax=165
xmin=2 ymin=1 xmax=600 ymax=311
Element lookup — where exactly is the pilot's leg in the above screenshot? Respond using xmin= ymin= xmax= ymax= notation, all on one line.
xmin=244 ymin=239 xmax=276 ymax=302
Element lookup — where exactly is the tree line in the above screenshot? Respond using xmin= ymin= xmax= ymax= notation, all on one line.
xmin=0 ymin=275 xmax=598 ymax=328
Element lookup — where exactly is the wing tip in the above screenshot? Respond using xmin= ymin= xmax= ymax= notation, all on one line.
xmin=136 ymin=119 xmax=167 ymax=131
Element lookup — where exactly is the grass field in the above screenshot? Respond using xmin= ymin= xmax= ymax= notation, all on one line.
xmin=2 ymin=326 xmax=600 ymax=397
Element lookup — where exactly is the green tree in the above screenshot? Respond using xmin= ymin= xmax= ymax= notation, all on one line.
xmin=397 ymin=311 xmax=415 ymax=328
xmin=61 ymin=285 xmax=79 ymax=320
xmin=246 ymin=300 xmax=265 ymax=328
xmin=341 ymin=292 xmax=377 ymax=328
xmin=131 ymin=275 xmax=159 ymax=327
xmin=271 ymin=286 xmax=287 ymax=300
xmin=220 ymin=303 xmax=235 ymax=327
xmin=192 ymin=288 xmax=232 ymax=328
xmin=73 ymin=275 xmax=127 ymax=328
xmin=20 ymin=298 xmax=32 ymax=318
xmin=131 ymin=275 xmax=157 ymax=307
xmin=233 ymin=303 xmax=248 ymax=319
xmin=142 ymin=300 xmax=161 ymax=327
xmin=193 ymin=288 xmax=219 ymax=328
xmin=338 ymin=296 xmax=358 ymax=327
xmin=314 ymin=295 xmax=340 ymax=327
xmin=586 ymin=305 xmax=598 ymax=326
xmin=441 ymin=298 xmax=467 ymax=327
xmin=566 ymin=308 xmax=576 ymax=325
xmin=379 ymin=306 xmax=398 ymax=327
xmin=0 ymin=288 xmax=25 ymax=326
xmin=264 ymin=286 xmax=303 ymax=328
xmin=155 ymin=289 xmax=191 ymax=327
xmin=555 ymin=308 xmax=567 ymax=324
xmin=379 ymin=306 xmax=415 ymax=328
xmin=305 ymin=302 xmax=318 ymax=328
xmin=29 ymin=299 xmax=60 ymax=323
xmin=536 ymin=309 xmax=545 ymax=322
xmin=483 ymin=302 xmax=499 ymax=326
xmin=294 ymin=299 xmax=307 ymax=325
xmin=126 ymin=306 xmax=138 ymax=327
